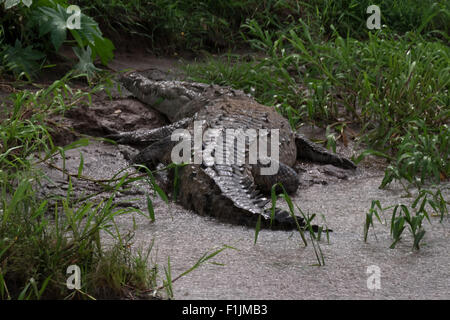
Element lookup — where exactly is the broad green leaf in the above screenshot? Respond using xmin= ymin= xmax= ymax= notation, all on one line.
xmin=2 ymin=40 xmax=45 ymax=79
xmin=37 ymin=5 xmax=69 ymax=50
xmin=91 ymin=35 xmax=115 ymax=65
xmin=73 ymin=46 xmax=101 ymax=80
xmin=70 ymin=29 xmax=84 ymax=49
xmin=78 ymin=12 xmax=103 ymax=43
xmin=35 ymin=4 xmax=114 ymax=65
xmin=4 ymin=0 xmax=20 ymax=9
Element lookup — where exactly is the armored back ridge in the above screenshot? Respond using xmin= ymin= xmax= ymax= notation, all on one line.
xmin=110 ymin=72 xmax=356 ymax=230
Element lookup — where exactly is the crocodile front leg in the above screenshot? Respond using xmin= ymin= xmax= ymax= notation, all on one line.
xmin=106 ymin=117 xmax=192 ymax=145
xmin=295 ymin=133 xmax=356 ymax=169
xmin=132 ymin=136 xmax=177 ymax=170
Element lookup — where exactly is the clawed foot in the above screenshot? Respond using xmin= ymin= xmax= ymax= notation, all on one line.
xmin=105 ymin=131 xmax=141 ymax=145
xmin=263 ymin=208 xmax=331 ymax=232
xmin=105 ymin=132 xmax=126 ymax=143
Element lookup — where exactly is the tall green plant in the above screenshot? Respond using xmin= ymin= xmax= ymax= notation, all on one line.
xmin=0 ymin=0 xmax=114 ymax=79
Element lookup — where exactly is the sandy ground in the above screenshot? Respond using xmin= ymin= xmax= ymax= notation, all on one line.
xmin=38 ymin=140 xmax=450 ymax=300
xmin=35 ymin=106 xmax=449 ymax=300
xmin=29 ymin=54 xmax=449 ymax=300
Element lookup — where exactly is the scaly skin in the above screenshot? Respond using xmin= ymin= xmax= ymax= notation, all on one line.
xmin=111 ymin=72 xmax=356 ymax=230
xmin=119 ymin=71 xmax=249 ymax=122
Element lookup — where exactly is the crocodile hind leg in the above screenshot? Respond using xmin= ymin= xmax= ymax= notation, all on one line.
xmin=252 ymin=160 xmax=299 ymax=194
xmin=177 ymin=163 xmax=306 ymax=230
xmin=295 ymin=133 xmax=356 ymax=169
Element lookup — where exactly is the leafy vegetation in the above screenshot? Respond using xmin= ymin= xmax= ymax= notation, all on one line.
xmin=72 ymin=0 xmax=304 ymax=52
xmin=0 ymin=0 xmax=114 ymax=80
xmin=0 ymin=74 xmax=229 ymax=299
xmin=254 ymin=183 xmax=330 ymax=266
xmin=364 ymin=188 xmax=448 ymax=250
xmin=72 ymin=0 xmax=449 ymax=51
xmin=1 ymin=0 xmax=449 ymax=299
xmin=0 ymin=75 xmax=149 ymax=299
xmin=185 ymin=9 xmax=449 ymax=190
xmin=181 ymin=0 xmax=449 ymax=250
xmin=297 ymin=0 xmax=449 ymax=40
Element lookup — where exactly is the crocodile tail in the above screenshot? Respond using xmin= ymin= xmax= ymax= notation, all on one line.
xmin=295 ymin=133 xmax=356 ymax=169
xmin=176 ymin=163 xmax=305 ymax=230
xmin=207 ymin=164 xmax=307 ymax=230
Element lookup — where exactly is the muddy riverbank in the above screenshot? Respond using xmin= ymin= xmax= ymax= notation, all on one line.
xmin=32 ymin=56 xmax=449 ymax=299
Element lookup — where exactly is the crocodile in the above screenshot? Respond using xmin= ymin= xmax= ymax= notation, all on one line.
xmin=109 ymin=71 xmax=356 ymax=230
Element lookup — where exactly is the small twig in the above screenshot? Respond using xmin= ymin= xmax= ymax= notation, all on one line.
xmin=37 ymin=154 xmax=175 ymax=189
xmin=0 ymin=82 xmax=16 ymax=93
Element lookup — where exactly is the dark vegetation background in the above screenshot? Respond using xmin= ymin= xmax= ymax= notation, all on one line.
xmin=0 ymin=0 xmax=448 ymax=299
